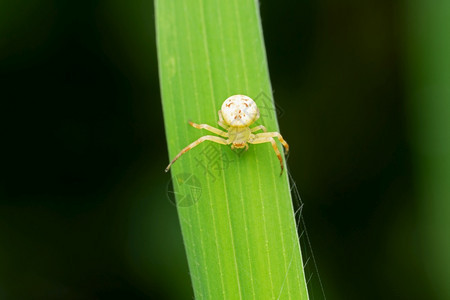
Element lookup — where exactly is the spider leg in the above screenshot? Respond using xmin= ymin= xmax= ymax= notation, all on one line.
xmin=252 ymin=132 xmax=289 ymax=154
xmin=249 ymin=136 xmax=284 ymax=175
xmin=189 ymin=121 xmax=228 ymax=137
xmin=217 ymin=110 xmax=229 ymax=130
xmin=165 ymin=135 xmax=229 ymax=172
xmin=250 ymin=125 xmax=267 ymax=133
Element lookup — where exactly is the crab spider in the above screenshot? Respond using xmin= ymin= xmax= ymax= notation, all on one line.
xmin=165 ymin=94 xmax=289 ymax=174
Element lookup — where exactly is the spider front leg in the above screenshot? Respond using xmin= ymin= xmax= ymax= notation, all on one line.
xmin=249 ymin=136 xmax=285 ymax=175
xmin=165 ymin=135 xmax=229 ymax=172
xmin=188 ymin=121 xmax=228 ymax=137
xmin=252 ymin=132 xmax=289 ymax=154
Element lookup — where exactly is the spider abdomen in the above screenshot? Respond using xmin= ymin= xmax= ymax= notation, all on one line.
xmin=221 ymin=95 xmax=260 ymax=127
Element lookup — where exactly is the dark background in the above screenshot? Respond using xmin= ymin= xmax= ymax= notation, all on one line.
xmin=1 ymin=0 xmax=446 ymax=299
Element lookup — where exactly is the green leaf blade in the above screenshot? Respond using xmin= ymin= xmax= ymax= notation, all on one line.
xmin=156 ymin=0 xmax=309 ymax=299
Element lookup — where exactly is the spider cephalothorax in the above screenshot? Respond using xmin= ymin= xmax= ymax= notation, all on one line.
xmin=165 ymin=95 xmax=289 ymax=174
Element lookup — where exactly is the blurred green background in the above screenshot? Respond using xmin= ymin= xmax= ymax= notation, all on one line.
xmin=1 ymin=0 xmax=449 ymax=299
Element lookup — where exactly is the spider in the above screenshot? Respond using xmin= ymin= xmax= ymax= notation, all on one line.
xmin=165 ymin=94 xmax=289 ymax=174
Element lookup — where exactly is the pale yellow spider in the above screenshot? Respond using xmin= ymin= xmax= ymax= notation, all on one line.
xmin=165 ymin=94 xmax=289 ymax=174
